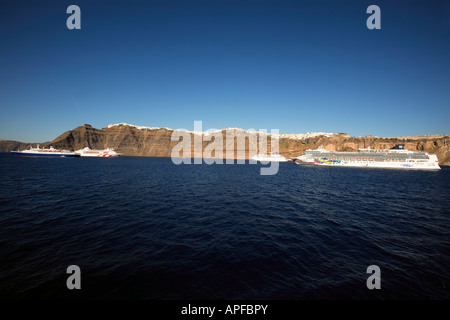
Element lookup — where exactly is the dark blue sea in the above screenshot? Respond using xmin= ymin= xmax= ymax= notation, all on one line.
xmin=0 ymin=153 xmax=449 ymax=300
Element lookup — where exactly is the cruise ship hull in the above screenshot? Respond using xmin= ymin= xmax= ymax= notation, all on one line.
xmin=295 ymin=159 xmax=440 ymax=170
xmin=11 ymin=151 xmax=80 ymax=157
xmin=76 ymin=153 xmax=118 ymax=157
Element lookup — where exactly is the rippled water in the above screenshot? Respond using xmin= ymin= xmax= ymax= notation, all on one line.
xmin=0 ymin=153 xmax=449 ymax=299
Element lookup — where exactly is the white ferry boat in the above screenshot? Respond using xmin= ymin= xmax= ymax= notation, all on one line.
xmin=11 ymin=145 xmax=80 ymax=157
xmin=251 ymin=152 xmax=288 ymax=162
xmin=292 ymin=145 xmax=440 ymax=170
xmin=75 ymin=147 xmax=121 ymax=157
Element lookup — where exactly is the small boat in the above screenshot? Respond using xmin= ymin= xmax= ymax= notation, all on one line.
xmin=75 ymin=147 xmax=121 ymax=157
xmin=251 ymin=152 xmax=288 ymax=162
xmin=11 ymin=145 xmax=80 ymax=157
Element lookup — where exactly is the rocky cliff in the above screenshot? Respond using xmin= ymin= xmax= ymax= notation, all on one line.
xmin=1 ymin=124 xmax=449 ymax=165
xmin=0 ymin=140 xmax=41 ymax=152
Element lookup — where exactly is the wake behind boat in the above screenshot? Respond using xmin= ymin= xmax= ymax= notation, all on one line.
xmin=292 ymin=145 xmax=441 ymax=170
xmin=11 ymin=145 xmax=80 ymax=157
xmin=75 ymin=147 xmax=121 ymax=157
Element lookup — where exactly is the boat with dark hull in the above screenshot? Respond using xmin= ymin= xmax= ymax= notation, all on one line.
xmin=11 ymin=146 xmax=80 ymax=157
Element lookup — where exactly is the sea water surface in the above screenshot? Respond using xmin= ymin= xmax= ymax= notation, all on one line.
xmin=0 ymin=153 xmax=449 ymax=299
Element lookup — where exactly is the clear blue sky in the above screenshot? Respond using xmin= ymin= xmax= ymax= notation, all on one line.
xmin=0 ymin=0 xmax=449 ymax=142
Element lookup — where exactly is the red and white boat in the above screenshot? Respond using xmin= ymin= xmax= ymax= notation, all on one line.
xmin=75 ymin=147 xmax=121 ymax=157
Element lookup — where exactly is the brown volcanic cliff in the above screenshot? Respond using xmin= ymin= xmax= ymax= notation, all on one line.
xmin=1 ymin=124 xmax=449 ymax=165
xmin=39 ymin=124 xmax=179 ymax=157
xmin=0 ymin=140 xmax=41 ymax=152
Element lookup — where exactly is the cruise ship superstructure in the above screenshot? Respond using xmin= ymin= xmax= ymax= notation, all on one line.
xmin=292 ymin=145 xmax=440 ymax=170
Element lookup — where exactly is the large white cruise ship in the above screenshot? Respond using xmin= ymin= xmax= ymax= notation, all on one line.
xmin=75 ymin=147 xmax=121 ymax=157
xmin=292 ymin=145 xmax=440 ymax=170
xmin=11 ymin=145 xmax=79 ymax=157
